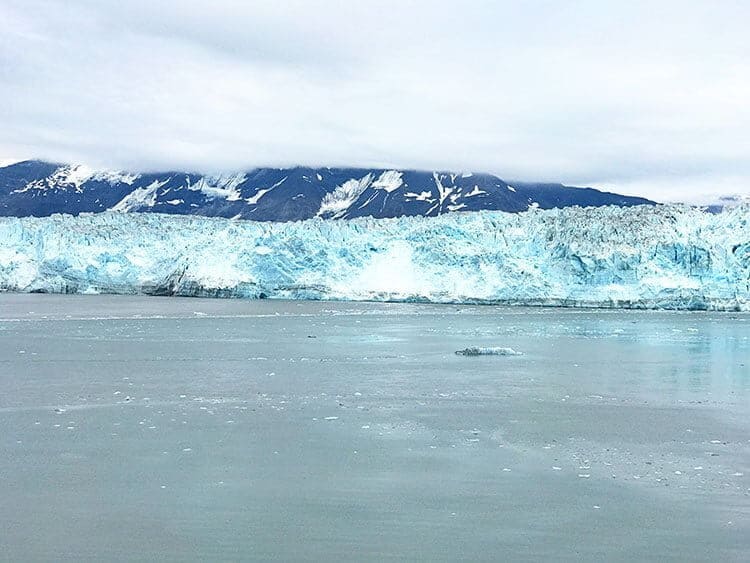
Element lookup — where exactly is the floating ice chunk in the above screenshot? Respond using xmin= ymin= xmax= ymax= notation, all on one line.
xmin=455 ymin=346 xmax=522 ymax=356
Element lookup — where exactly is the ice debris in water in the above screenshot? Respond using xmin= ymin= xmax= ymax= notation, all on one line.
xmin=455 ymin=346 xmax=522 ymax=356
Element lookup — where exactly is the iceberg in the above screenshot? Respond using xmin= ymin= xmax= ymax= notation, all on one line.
xmin=455 ymin=347 xmax=522 ymax=356
xmin=0 ymin=205 xmax=749 ymax=310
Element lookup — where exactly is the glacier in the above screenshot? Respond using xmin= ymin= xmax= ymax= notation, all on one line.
xmin=0 ymin=205 xmax=749 ymax=310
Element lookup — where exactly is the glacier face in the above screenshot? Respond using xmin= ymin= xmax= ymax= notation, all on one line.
xmin=0 ymin=205 xmax=749 ymax=310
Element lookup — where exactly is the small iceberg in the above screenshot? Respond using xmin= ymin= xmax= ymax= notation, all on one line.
xmin=455 ymin=346 xmax=522 ymax=357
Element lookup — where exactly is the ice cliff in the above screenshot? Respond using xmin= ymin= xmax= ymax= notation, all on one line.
xmin=1 ymin=205 xmax=749 ymax=310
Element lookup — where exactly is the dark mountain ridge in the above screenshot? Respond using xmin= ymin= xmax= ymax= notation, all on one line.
xmin=0 ymin=160 xmax=655 ymax=221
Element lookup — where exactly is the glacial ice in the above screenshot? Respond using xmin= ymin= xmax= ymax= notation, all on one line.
xmin=455 ymin=347 xmax=522 ymax=356
xmin=0 ymin=204 xmax=749 ymax=310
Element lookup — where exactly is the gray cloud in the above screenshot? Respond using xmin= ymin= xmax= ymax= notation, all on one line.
xmin=1 ymin=0 xmax=749 ymax=201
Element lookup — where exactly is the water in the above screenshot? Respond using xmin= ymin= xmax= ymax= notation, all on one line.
xmin=1 ymin=294 xmax=749 ymax=562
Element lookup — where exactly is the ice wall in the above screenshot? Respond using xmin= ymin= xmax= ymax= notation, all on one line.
xmin=1 ymin=205 xmax=749 ymax=310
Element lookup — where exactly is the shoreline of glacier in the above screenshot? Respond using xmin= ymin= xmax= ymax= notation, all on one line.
xmin=1 ymin=205 xmax=749 ymax=311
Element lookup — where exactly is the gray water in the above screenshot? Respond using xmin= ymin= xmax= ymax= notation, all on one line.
xmin=0 ymin=295 xmax=748 ymax=562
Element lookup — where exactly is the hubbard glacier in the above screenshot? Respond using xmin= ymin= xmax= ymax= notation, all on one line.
xmin=1 ymin=204 xmax=748 ymax=310
xmin=4 ymin=1 xmax=750 ymax=560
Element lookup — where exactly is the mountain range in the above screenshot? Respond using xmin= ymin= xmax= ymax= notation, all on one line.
xmin=0 ymin=160 xmax=654 ymax=221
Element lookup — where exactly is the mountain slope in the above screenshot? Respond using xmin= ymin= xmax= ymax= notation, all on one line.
xmin=0 ymin=161 xmax=655 ymax=221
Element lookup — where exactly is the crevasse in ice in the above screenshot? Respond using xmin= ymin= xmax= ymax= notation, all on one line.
xmin=0 ymin=205 xmax=748 ymax=310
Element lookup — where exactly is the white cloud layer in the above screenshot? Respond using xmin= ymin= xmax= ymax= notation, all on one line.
xmin=1 ymin=0 xmax=748 ymax=201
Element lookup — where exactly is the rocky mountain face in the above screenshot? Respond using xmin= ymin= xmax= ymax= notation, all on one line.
xmin=0 ymin=161 xmax=654 ymax=221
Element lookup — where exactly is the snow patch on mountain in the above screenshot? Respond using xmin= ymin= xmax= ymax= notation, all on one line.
xmin=405 ymin=191 xmax=434 ymax=202
xmin=318 ymin=174 xmax=374 ymax=218
xmin=371 ymin=170 xmax=403 ymax=192
xmin=428 ymin=173 xmax=455 ymax=215
xmin=110 ymin=179 xmax=168 ymax=212
xmin=192 ymin=173 xmax=247 ymax=201
xmin=465 ymin=186 xmax=487 ymax=197
xmin=12 ymin=164 xmax=140 ymax=193
xmin=244 ymin=176 xmax=288 ymax=205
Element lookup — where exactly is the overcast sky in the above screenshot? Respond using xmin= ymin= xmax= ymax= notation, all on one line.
xmin=1 ymin=0 xmax=748 ymax=202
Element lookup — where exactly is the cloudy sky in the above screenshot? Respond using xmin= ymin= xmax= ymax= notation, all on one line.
xmin=1 ymin=0 xmax=748 ymax=202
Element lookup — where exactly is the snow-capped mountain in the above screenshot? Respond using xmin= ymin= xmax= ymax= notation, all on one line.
xmin=1 ymin=205 xmax=748 ymax=310
xmin=699 ymin=194 xmax=750 ymax=214
xmin=0 ymin=160 xmax=654 ymax=221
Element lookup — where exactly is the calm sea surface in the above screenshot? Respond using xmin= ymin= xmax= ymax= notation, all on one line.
xmin=1 ymin=295 xmax=748 ymax=561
